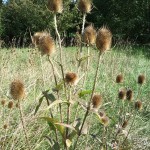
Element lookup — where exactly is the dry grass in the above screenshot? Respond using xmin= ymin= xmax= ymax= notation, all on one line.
xmin=0 ymin=46 xmax=150 ymax=150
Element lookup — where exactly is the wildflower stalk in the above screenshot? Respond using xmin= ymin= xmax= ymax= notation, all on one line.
xmin=48 ymin=56 xmax=63 ymax=123
xmin=66 ymin=86 xmax=72 ymax=138
xmin=18 ymin=100 xmax=31 ymax=150
xmin=80 ymin=13 xmax=86 ymax=54
xmin=74 ymin=52 xmax=103 ymax=149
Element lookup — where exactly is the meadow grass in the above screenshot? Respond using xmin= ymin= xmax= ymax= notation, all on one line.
xmin=0 ymin=46 xmax=150 ymax=150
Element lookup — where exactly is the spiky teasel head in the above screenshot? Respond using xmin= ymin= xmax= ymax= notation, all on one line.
xmin=96 ymin=26 xmax=112 ymax=53
xmin=138 ymin=74 xmax=145 ymax=85
xmin=118 ymin=88 xmax=126 ymax=100
xmin=122 ymin=120 xmax=128 ymax=128
xmin=101 ymin=116 xmax=110 ymax=127
xmin=126 ymin=89 xmax=133 ymax=101
xmin=8 ymin=101 xmax=14 ymax=109
xmin=78 ymin=0 xmax=92 ymax=13
xmin=3 ymin=124 xmax=8 ymax=129
xmin=116 ymin=74 xmax=123 ymax=83
xmin=65 ymin=72 xmax=78 ymax=85
xmin=83 ymin=25 xmax=96 ymax=45
xmin=38 ymin=33 xmax=55 ymax=56
xmin=1 ymin=99 xmax=6 ymax=106
xmin=135 ymin=100 xmax=142 ymax=110
xmin=48 ymin=0 xmax=63 ymax=13
xmin=92 ymin=94 xmax=102 ymax=108
xmin=10 ymin=79 xmax=25 ymax=100
xmin=32 ymin=32 xmax=46 ymax=46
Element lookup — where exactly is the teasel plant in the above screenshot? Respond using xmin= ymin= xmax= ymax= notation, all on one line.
xmin=121 ymin=74 xmax=145 ymax=148
xmin=73 ymin=26 xmax=112 ymax=149
xmin=78 ymin=0 xmax=92 ymax=54
xmin=9 ymin=79 xmax=31 ymax=150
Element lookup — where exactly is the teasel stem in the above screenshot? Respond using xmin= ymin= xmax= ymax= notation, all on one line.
xmin=54 ymin=13 xmax=63 ymax=64
xmin=53 ymin=14 xmax=67 ymax=100
xmin=47 ymin=56 xmax=63 ymax=123
xmin=2 ymin=110 xmax=11 ymax=149
xmin=74 ymin=52 xmax=103 ymax=150
xmin=40 ymin=55 xmax=46 ymax=88
xmin=18 ymin=100 xmax=31 ymax=150
xmin=66 ymin=85 xmax=72 ymax=139
xmin=80 ymin=13 xmax=86 ymax=54
xmin=77 ymin=13 xmax=86 ymax=75
xmin=82 ymin=46 xmax=90 ymax=87
xmin=122 ymin=110 xmax=138 ymax=146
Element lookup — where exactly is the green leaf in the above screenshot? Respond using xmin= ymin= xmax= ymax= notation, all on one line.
xmin=41 ymin=117 xmax=65 ymax=137
xmin=42 ymin=90 xmax=56 ymax=102
xmin=34 ymin=96 xmax=44 ymax=115
xmin=78 ymin=90 xmax=92 ymax=98
xmin=78 ymin=55 xmax=90 ymax=62
xmin=46 ymin=100 xmax=70 ymax=110
xmin=52 ymin=81 xmax=64 ymax=92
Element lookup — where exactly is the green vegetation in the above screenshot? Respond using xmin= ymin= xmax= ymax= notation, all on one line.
xmin=0 ymin=46 xmax=150 ymax=149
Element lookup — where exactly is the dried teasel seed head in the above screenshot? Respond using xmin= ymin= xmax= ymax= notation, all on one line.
xmin=135 ymin=101 xmax=142 ymax=110
xmin=118 ymin=89 xmax=126 ymax=100
xmin=96 ymin=26 xmax=112 ymax=52
xmin=16 ymin=102 xmax=19 ymax=108
xmin=126 ymin=89 xmax=133 ymax=101
xmin=138 ymin=74 xmax=145 ymax=85
xmin=83 ymin=25 xmax=96 ymax=45
xmin=38 ymin=33 xmax=55 ymax=56
xmin=32 ymin=32 xmax=45 ymax=46
xmin=47 ymin=0 xmax=63 ymax=13
xmin=1 ymin=99 xmax=6 ymax=106
xmin=92 ymin=95 xmax=102 ymax=108
xmin=3 ymin=124 xmax=8 ymax=129
xmin=122 ymin=120 xmax=128 ymax=128
xmin=65 ymin=72 xmax=78 ymax=85
xmin=116 ymin=74 xmax=123 ymax=83
xmin=99 ymin=111 xmax=106 ymax=117
xmin=8 ymin=101 xmax=14 ymax=109
xmin=78 ymin=0 xmax=92 ymax=13
xmin=101 ymin=116 xmax=110 ymax=127
xmin=10 ymin=80 xmax=25 ymax=100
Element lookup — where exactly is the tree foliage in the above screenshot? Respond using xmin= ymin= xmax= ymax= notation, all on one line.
xmin=0 ymin=0 xmax=149 ymax=45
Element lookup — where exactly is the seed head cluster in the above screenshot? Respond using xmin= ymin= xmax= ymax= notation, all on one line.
xmin=48 ymin=0 xmax=63 ymax=13
xmin=10 ymin=80 xmax=25 ymax=100
xmin=96 ymin=26 xmax=112 ymax=52
xmin=116 ymin=74 xmax=123 ymax=83
xmin=78 ymin=0 xmax=92 ymax=13
xmin=65 ymin=72 xmax=78 ymax=85
xmin=138 ymin=74 xmax=145 ymax=85
xmin=8 ymin=101 xmax=14 ymax=109
xmin=118 ymin=89 xmax=126 ymax=100
xmin=126 ymin=89 xmax=133 ymax=101
xmin=1 ymin=99 xmax=6 ymax=106
xmin=135 ymin=101 xmax=142 ymax=110
xmin=83 ymin=25 xmax=96 ymax=45
xmin=32 ymin=32 xmax=55 ymax=56
xmin=92 ymin=94 xmax=102 ymax=108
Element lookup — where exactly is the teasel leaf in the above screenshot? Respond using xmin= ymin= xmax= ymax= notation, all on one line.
xmin=78 ymin=90 xmax=92 ymax=98
xmin=34 ymin=96 xmax=44 ymax=115
xmin=46 ymin=100 xmax=74 ymax=110
xmin=66 ymin=139 xmax=72 ymax=148
xmin=52 ymin=81 xmax=64 ymax=92
xmin=41 ymin=117 xmax=65 ymax=137
xmin=42 ymin=90 xmax=56 ymax=102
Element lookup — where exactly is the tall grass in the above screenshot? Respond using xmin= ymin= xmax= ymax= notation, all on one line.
xmin=0 ymin=46 xmax=150 ymax=150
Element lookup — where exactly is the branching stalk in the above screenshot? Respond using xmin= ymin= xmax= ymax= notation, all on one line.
xmin=74 ymin=52 xmax=103 ymax=150
xmin=18 ymin=100 xmax=31 ymax=150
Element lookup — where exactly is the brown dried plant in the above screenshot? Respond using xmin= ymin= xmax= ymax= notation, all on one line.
xmin=47 ymin=0 xmax=63 ymax=13
xmin=96 ymin=26 xmax=112 ymax=53
xmin=78 ymin=0 xmax=92 ymax=13
xmin=83 ymin=25 xmax=96 ymax=45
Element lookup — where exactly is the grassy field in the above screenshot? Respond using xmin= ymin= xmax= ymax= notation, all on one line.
xmin=0 ymin=46 xmax=150 ymax=150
